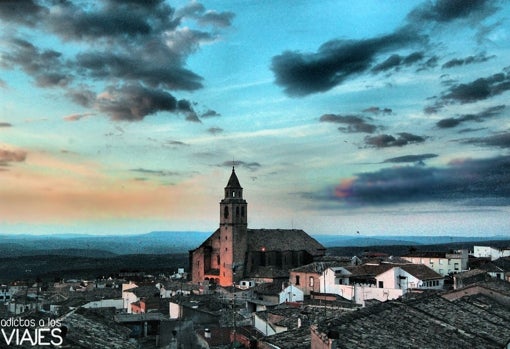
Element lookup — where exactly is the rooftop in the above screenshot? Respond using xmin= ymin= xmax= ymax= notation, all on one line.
xmin=314 ymin=284 xmax=510 ymax=349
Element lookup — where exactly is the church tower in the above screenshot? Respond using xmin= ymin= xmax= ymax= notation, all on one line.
xmin=218 ymin=166 xmax=248 ymax=286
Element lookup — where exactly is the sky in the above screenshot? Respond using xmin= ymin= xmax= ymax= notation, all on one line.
xmin=1 ymin=0 xmax=509 ymax=237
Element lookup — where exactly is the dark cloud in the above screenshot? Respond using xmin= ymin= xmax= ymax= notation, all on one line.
xmin=0 ymin=122 xmax=12 ymax=128
xmin=383 ymin=154 xmax=438 ymax=163
xmin=365 ymin=132 xmax=426 ymax=148
xmin=427 ymin=70 xmax=510 ymax=112
xmin=207 ymin=127 xmax=224 ymax=135
xmin=443 ymin=72 xmax=510 ymax=103
xmin=75 ymin=51 xmax=203 ymax=91
xmin=176 ymin=2 xmax=234 ymax=27
xmin=96 ymin=84 xmax=195 ymax=121
xmin=408 ymin=0 xmax=499 ymax=23
xmin=320 ymin=114 xmax=377 ymax=134
xmin=442 ymin=53 xmax=494 ymax=69
xmin=166 ymin=140 xmax=189 ymax=146
xmin=0 ymin=38 xmax=72 ymax=88
xmin=372 ymin=51 xmax=425 ymax=73
xmin=201 ymin=109 xmax=221 ymax=118
xmin=461 ymin=131 xmax=510 ymax=148
xmin=198 ymin=11 xmax=235 ymax=27
xmin=362 ymin=107 xmax=392 ymax=115
xmin=0 ymin=1 xmax=232 ymax=122
xmin=271 ymin=0 xmax=499 ymax=96
xmin=130 ymin=168 xmax=180 ymax=177
xmin=330 ymin=155 xmax=510 ymax=206
xmin=0 ymin=0 xmax=48 ymax=27
xmin=271 ymin=27 xmax=422 ymax=96
xmin=436 ymin=104 xmax=505 ymax=128
xmin=221 ymin=160 xmax=261 ymax=171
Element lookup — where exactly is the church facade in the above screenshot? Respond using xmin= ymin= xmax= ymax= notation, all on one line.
xmin=189 ymin=167 xmax=326 ymax=287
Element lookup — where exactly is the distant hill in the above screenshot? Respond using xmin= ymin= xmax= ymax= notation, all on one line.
xmin=0 ymin=231 xmax=211 ymax=257
xmin=313 ymin=234 xmax=510 ymax=248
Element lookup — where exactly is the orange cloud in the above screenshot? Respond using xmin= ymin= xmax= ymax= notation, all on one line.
xmin=0 ymin=150 xmax=216 ymax=226
xmin=335 ymin=178 xmax=356 ymax=198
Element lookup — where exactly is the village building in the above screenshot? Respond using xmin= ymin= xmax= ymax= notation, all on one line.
xmin=318 ymin=262 xmax=444 ymax=306
xmin=311 ymin=281 xmax=510 ymax=349
xmin=473 ymin=245 xmax=510 ymax=261
xmin=189 ymin=167 xmax=326 ymax=287
xmin=401 ymin=249 xmax=468 ymax=276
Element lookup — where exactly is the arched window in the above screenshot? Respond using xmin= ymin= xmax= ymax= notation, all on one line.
xmin=224 ymin=206 xmax=229 ymax=218
xmin=217 ymin=255 xmax=220 ymax=265
xmin=241 ymin=207 xmax=245 ymax=217
xmin=236 ymin=206 xmax=240 ymax=217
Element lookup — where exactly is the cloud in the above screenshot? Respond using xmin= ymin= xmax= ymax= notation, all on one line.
xmin=0 ymin=148 xmax=27 ymax=165
xmin=362 ymin=107 xmax=392 ymax=115
xmin=197 ymin=10 xmax=235 ymax=27
xmin=327 ymin=155 xmax=510 ymax=206
xmin=383 ymin=154 xmax=438 ymax=163
xmin=365 ymin=132 xmax=426 ymax=148
xmin=221 ymin=160 xmax=261 ymax=171
xmin=201 ymin=109 xmax=221 ymax=118
xmin=371 ymin=51 xmax=425 ymax=73
xmin=320 ymin=114 xmax=377 ymax=134
xmin=63 ymin=113 xmax=95 ymax=122
xmin=271 ymin=0 xmax=499 ymax=96
xmin=207 ymin=127 xmax=224 ymax=135
xmin=442 ymin=53 xmax=494 ymax=69
xmin=176 ymin=2 xmax=235 ymax=27
xmin=0 ymin=38 xmax=72 ymax=88
xmin=130 ymin=168 xmax=180 ymax=177
xmin=436 ymin=104 xmax=505 ymax=128
xmin=96 ymin=84 xmax=195 ymax=121
xmin=0 ymin=122 xmax=12 ymax=128
xmin=461 ymin=131 xmax=510 ymax=148
xmin=271 ymin=27 xmax=422 ymax=96
xmin=407 ymin=0 xmax=499 ymax=23
xmin=0 ymin=0 xmax=233 ymax=122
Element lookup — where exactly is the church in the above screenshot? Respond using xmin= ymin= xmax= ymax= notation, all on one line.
xmin=189 ymin=167 xmax=326 ymax=287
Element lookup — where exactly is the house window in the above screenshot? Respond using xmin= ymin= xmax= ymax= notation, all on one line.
xmin=378 ymin=281 xmax=384 ymax=288
xmin=241 ymin=207 xmax=245 ymax=217
xmin=236 ymin=207 xmax=239 ymax=217
xmin=309 ymin=277 xmax=314 ymax=287
xmin=224 ymin=206 xmax=229 ymax=218
xmin=295 ymin=275 xmax=300 ymax=285
xmin=217 ymin=255 xmax=220 ymax=265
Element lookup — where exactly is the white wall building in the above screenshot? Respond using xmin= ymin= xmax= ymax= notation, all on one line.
xmin=320 ymin=263 xmax=443 ymax=306
xmin=401 ymin=250 xmax=468 ymax=276
xmin=473 ymin=246 xmax=510 ymax=261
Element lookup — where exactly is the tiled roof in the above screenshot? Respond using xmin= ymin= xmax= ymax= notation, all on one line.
xmin=344 ymin=263 xmax=393 ymax=277
xmin=399 ymin=264 xmax=443 ymax=280
xmin=247 ymin=229 xmax=325 ymax=255
xmin=62 ymin=308 xmax=137 ymax=349
xmin=290 ymin=261 xmax=349 ymax=273
xmin=315 ymin=286 xmax=510 ymax=349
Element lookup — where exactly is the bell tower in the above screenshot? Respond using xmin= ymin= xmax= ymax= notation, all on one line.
xmin=218 ymin=166 xmax=248 ymax=286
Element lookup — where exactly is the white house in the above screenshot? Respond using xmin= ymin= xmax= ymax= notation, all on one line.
xmin=401 ymin=250 xmax=468 ymax=275
xmin=320 ymin=263 xmax=444 ymax=306
xmin=122 ymin=282 xmax=139 ymax=314
xmin=473 ymin=246 xmax=510 ymax=261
